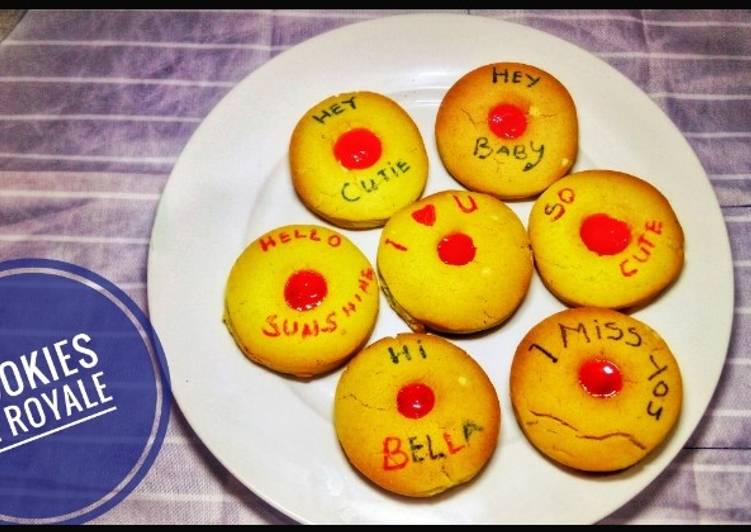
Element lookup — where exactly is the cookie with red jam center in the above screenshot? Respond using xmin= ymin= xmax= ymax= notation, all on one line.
xmin=436 ymin=62 xmax=578 ymax=200
xmin=528 ymin=170 xmax=685 ymax=309
xmin=335 ymin=333 xmax=501 ymax=497
xmin=290 ymin=91 xmax=428 ymax=229
xmin=224 ymin=224 xmax=379 ymax=377
xmin=510 ymin=307 xmax=683 ymax=472
xmin=377 ymin=190 xmax=533 ymax=334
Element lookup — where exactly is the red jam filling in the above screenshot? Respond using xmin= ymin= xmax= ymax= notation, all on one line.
xmin=437 ymin=232 xmax=476 ymax=266
xmin=488 ymin=103 xmax=527 ymax=139
xmin=578 ymin=358 xmax=623 ymax=397
xmin=396 ymin=382 xmax=435 ymax=419
xmin=333 ymin=128 xmax=382 ymax=170
xmin=580 ymin=213 xmax=632 ymax=255
xmin=284 ymin=270 xmax=328 ymax=312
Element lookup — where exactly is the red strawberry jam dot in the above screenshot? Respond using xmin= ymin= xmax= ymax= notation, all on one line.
xmin=488 ymin=103 xmax=527 ymax=139
xmin=579 ymin=358 xmax=623 ymax=397
xmin=333 ymin=128 xmax=382 ymax=170
xmin=284 ymin=270 xmax=328 ymax=312
xmin=397 ymin=382 xmax=435 ymax=419
xmin=437 ymin=232 xmax=476 ymax=266
xmin=580 ymin=213 xmax=632 ymax=256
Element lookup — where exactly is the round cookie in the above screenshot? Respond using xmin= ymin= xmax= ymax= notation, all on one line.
xmin=334 ymin=333 xmax=501 ymax=497
xmin=528 ymin=170 xmax=685 ymax=309
xmin=224 ymin=224 xmax=379 ymax=378
xmin=435 ymin=62 xmax=578 ymax=200
xmin=290 ymin=91 xmax=429 ymax=229
xmin=377 ymin=190 xmax=533 ymax=334
xmin=510 ymin=307 xmax=683 ymax=472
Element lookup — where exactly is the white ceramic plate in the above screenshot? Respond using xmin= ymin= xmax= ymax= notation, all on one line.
xmin=147 ymin=14 xmax=734 ymax=524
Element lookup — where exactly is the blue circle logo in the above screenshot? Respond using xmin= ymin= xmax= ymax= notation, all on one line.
xmin=0 ymin=259 xmax=171 ymax=524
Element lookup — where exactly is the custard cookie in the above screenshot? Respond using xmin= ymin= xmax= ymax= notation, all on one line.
xmin=290 ymin=91 xmax=428 ymax=229
xmin=528 ymin=170 xmax=685 ymax=309
xmin=435 ymin=62 xmax=578 ymax=199
xmin=377 ymin=190 xmax=533 ymax=334
xmin=224 ymin=224 xmax=379 ymax=377
xmin=510 ymin=307 xmax=683 ymax=472
xmin=335 ymin=333 xmax=501 ymax=497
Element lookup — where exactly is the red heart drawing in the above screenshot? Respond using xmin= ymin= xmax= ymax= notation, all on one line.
xmin=411 ymin=204 xmax=436 ymax=226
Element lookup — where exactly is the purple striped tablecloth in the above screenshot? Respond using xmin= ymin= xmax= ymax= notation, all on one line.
xmin=0 ymin=9 xmax=748 ymax=525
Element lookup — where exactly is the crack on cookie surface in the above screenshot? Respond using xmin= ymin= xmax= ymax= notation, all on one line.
xmin=341 ymin=393 xmax=387 ymax=412
xmin=529 ymin=409 xmax=647 ymax=451
xmin=440 ymin=463 xmax=453 ymax=484
xmin=575 ymin=431 xmax=647 ymax=450
xmin=460 ymin=107 xmax=480 ymax=129
xmin=551 ymin=445 xmax=574 ymax=458
xmin=528 ymin=409 xmax=580 ymax=432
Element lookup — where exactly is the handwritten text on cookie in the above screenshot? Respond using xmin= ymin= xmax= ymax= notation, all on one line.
xmin=383 ymin=195 xmax=479 ymax=253
xmin=473 ymin=138 xmax=545 ymax=172
xmin=469 ymin=67 xmax=545 ymax=172
xmin=491 ymin=67 xmax=541 ymax=88
xmin=259 ymin=227 xmax=342 ymax=252
xmin=376 ymin=341 xmax=487 ymax=471
xmin=310 ymin=96 xmax=357 ymax=125
xmin=542 ymin=188 xmax=667 ymax=278
xmin=341 ymin=159 xmax=412 ymax=203
xmin=382 ymin=421 xmax=484 ymax=471
xmin=618 ymin=221 xmax=664 ymax=277
xmin=262 ymin=268 xmax=376 ymax=339
xmin=528 ymin=318 xmax=674 ymax=421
